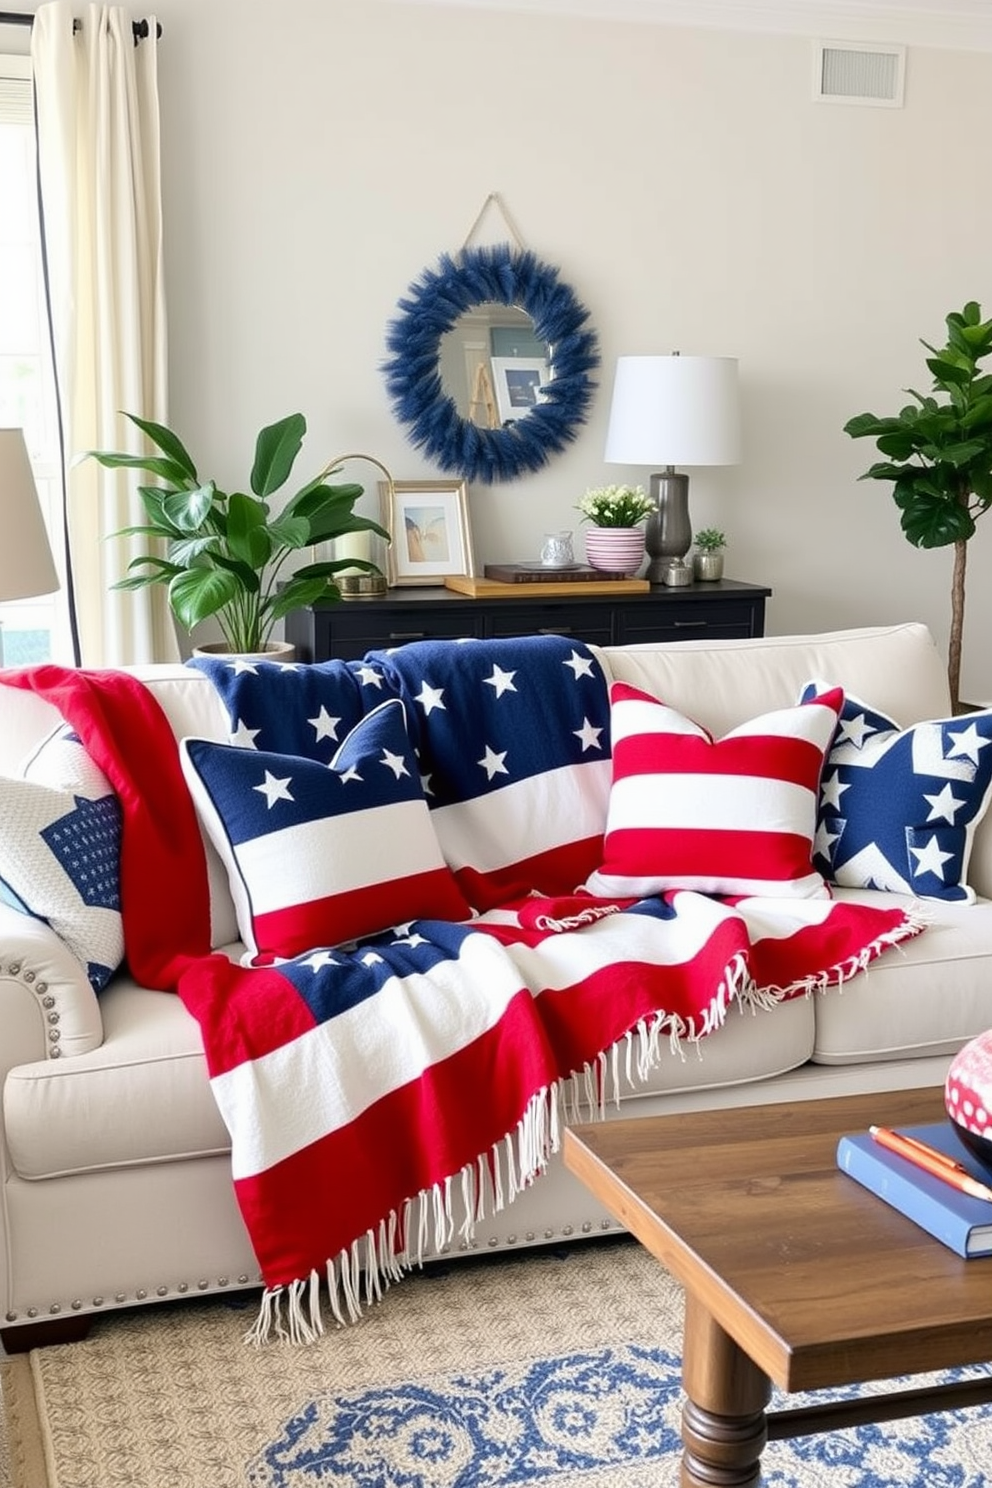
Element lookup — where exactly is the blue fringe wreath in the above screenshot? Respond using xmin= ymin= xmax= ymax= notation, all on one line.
xmin=383 ymin=244 xmax=600 ymax=484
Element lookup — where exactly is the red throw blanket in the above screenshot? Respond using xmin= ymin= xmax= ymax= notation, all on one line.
xmin=0 ymin=665 xmax=925 ymax=1340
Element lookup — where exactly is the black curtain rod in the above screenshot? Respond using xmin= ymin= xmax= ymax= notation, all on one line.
xmin=0 ymin=11 xmax=161 ymax=40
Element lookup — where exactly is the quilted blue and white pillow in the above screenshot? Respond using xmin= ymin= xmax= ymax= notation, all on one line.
xmin=180 ymin=698 xmax=472 ymax=965
xmin=0 ymin=724 xmax=124 ymax=990
xmin=800 ymin=680 xmax=992 ymax=903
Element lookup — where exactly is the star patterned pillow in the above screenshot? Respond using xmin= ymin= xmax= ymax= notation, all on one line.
xmin=800 ymin=680 xmax=992 ymax=903
xmin=180 ymin=698 xmax=471 ymax=965
xmin=0 ymin=724 xmax=124 ymax=991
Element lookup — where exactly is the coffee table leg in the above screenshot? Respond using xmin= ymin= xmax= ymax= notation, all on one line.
xmin=679 ymin=1291 xmax=772 ymax=1488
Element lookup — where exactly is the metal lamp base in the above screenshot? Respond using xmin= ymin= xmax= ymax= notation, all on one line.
xmin=645 ymin=467 xmax=692 ymax=583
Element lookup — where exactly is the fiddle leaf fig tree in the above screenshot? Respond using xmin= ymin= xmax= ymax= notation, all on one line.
xmin=86 ymin=412 xmax=389 ymax=654
xmin=844 ymin=300 xmax=992 ymax=712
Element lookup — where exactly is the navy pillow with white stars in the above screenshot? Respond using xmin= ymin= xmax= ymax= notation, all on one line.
xmin=368 ymin=635 xmax=611 ymax=807
xmin=187 ymin=654 xmax=370 ymax=758
xmin=799 ymin=680 xmax=992 ymax=903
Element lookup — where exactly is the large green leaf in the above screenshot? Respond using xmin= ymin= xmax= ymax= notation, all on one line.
xmin=926 ymin=357 xmax=973 ymax=389
xmin=123 ymin=413 xmax=198 ymax=480
xmin=112 ymin=555 xmax=182 ymax=585
xmin=266 ymin=512 xmax=312 ymax=551
xmin=284 ymin=480 xmax=364 ymax=522
xmin=844 ymin=411 xmax=894 ymax=438
xmin=250 ymin=414 xmax=306 ymax=498
xmin=169 ymin=567 xmax=240 ymax=630
xmin=208 ymin=551 xmax=261 ymax=591
xmin=226 ymin=491 xmax=273 ymax=568
xmin=941 ymin=439 xmax=992 ymax=467
xmin=159 ymin=483 xmax=218 ymax=534
xmin=86 ymin=450 xmax=192 ymax=486
xmin=872 ymin=431 xmax=926 ymax=460
xmin=308 ymin=509 xmax=390 ymax=547
xmin=168 ymin=534 xmax=226 ymax=567
xmin=268 ymin=575 xmax=338 ymax=620
xmin=894 ymin=486 xmax=975 ymax=548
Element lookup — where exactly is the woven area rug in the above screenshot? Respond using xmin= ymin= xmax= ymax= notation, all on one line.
xmin=2 ymin=1236 xmax=991 ymax=1488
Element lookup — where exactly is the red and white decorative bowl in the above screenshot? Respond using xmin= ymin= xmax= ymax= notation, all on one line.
xmin=945 ymin=1030 xmax=992 ymax=1174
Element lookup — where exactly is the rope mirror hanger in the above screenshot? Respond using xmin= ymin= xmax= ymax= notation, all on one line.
xmin=383 ymin=233 xmax=600 ymax=485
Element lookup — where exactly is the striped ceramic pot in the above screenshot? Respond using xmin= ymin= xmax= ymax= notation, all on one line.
xmin=583 ymin=527 xmax=645 ymax=577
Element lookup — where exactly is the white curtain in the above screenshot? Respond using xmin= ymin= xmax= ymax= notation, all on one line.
xmin=31 ymin=2 xmax=178 ymax=666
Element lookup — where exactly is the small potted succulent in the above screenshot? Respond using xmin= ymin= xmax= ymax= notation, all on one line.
xmin=692 ymin=527 xmax=727 ymax=581
xmin=576 ymin=484 xmax=654 ymax=575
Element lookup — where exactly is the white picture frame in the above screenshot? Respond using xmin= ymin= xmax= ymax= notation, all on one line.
xmin=491 ymin=356 xmax=550 ymax=425
xmin=379 ymin=479 xmax=475 ymax=587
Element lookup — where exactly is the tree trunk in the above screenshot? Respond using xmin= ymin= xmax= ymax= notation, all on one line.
xmin=948 ymin=536 xmax=967 ymax=713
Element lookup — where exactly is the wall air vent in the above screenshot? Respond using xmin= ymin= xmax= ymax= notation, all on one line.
xmin=813 ymin=40 xmax=905 ymax=108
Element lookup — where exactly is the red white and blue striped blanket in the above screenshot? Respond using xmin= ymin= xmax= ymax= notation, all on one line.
xmin=2 ymin=645 xmax=924 ymax=1340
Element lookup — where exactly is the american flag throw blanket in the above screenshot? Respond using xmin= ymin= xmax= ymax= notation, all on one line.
xmin=2 ymin=643 xmax=924 ymax=1341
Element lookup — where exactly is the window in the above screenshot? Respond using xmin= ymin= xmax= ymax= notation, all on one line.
xmin=0 ymin=53 xmax=67 ymax=665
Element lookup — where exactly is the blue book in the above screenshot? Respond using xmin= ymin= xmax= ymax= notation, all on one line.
xmin=836 ymin=1121 xmax=992 ymax=1258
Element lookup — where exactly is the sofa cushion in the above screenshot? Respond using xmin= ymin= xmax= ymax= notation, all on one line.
xmin=181 ymin=699 xmax=471 ymax=964
xmin=3 ymin=977 xmax=230 ymax=1179
xmin=598 ymin=623 xmax=951 ymax=741
xmin=0 ymin=725 xmax=124 ymax=991
xmin=801 ymin=682 xmax=992 ymax=904
xmin=584 ymin=681 xmax=842 ymax=899
xmin=812 ymin=888 xmax=992 ymax=1064
xmin=620 ymin=992 xmax=815 ymax=1101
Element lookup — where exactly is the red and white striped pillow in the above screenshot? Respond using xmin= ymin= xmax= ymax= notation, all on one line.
xmin=584 ymin=681 xmax=843 ymax=900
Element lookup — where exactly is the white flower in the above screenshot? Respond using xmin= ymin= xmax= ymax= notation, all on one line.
xmin=576 ymin=484 xmax=654 ymax=528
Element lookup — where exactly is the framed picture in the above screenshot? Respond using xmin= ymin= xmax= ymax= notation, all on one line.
xmin=490 ymin=356 xmax=550 ymax=425
xmin=379 ymin=479 xmax=475 ymax=587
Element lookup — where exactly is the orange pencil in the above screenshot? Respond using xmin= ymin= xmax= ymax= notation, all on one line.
xmin=869 ymin=1125 xmax=992 ymax=1203
xmin=872 ymin=1126 xmax=964 ymax=1171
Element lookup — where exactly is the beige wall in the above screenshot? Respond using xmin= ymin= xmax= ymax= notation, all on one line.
xmin=17 ymin=1 xmax=992 ymax=695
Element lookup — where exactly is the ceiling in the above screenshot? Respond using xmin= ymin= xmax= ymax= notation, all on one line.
xmin=379 ymin=0 xmax=992 ymax=52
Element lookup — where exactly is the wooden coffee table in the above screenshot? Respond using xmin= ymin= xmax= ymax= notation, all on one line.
xmin=564 ymin=1087 xmax=992 ymax=1487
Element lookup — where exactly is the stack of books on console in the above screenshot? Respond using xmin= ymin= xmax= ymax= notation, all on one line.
xmin=482 ymin=563 xmax=634 ymax=584
xmin=837 ymin=1121 xmax=992 ymax=1257
xmin=444 ymin=564 xmax=651 ymax=598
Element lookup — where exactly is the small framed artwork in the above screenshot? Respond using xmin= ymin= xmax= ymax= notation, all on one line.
xmin=379 ymin=479 xmax=475 ymax=587
xmin=490 ymin=356 xmax=550 ymax=425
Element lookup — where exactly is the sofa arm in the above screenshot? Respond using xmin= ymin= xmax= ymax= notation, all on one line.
xmin=0 ymin=906 xmax=104 ymax=1067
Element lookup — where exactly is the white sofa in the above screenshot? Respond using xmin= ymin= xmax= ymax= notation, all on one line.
xmin=1 ymin=620 xmax=990 ymax=1350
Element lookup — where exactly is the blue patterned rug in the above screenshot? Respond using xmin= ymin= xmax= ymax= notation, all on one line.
xmin=7 ymin=1238 xmax=992 ymax=1487
xmin=247 ymin=1339 xmax=992 ymax=1488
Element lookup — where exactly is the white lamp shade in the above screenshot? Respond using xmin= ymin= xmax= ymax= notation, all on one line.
xmin=0 ymin=428 xmax=60 ymax=603
xmin=605 ymin=355 xmax=742 ymax=467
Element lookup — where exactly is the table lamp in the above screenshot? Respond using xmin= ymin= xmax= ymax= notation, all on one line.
xmin=0 ymin=428 xmax=60 ymax=665
xmin=604 ymin=354 xmax=741 ymax=583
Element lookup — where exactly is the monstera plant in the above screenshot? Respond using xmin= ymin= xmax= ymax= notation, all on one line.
xmin=844 ymin=301 xmax=992 ymax=712
xmin=87 ymin=412 xmax=388 ymax=654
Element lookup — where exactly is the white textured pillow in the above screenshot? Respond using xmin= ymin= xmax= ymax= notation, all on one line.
xmin=0 ymin=725 xmax=124 ymax=990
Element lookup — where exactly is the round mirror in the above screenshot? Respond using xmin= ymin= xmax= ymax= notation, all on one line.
xmin=439 ymin=304 xmax=549 ymax=426
xmin=383 ymin=245 xmax=599 ymax=484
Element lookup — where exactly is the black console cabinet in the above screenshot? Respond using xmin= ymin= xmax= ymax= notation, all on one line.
xmin=285 ymin=578 xmax=771 ymax=663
